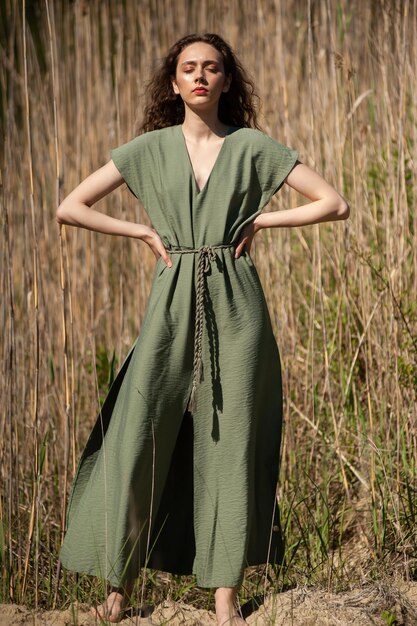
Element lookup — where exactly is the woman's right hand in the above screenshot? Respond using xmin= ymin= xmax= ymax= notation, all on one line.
xmin=140 ymin=226 xmax=172 ymax=267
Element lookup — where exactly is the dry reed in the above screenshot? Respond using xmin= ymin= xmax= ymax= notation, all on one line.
xmin=0 ymin=0 xmax=416 ymax=616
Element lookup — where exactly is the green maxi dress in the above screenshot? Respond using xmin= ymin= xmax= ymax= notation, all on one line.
xmin=59 ymin=124 xmax=298 ymax=589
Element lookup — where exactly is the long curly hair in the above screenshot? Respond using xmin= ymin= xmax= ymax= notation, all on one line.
xmin=135 ymin=33 xmax=262 ymax=134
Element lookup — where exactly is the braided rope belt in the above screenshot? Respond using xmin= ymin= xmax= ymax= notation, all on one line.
xmin=166 ymin=241 xmax=238 ymax=414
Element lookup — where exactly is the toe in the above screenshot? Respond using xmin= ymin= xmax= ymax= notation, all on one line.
xmin=91 ymin=603 xmax=108 ymax=619
xmin=109 ymin=608 xmax=124 ymax=623
xmin=90 ymin=594 xmax=127 ymax=623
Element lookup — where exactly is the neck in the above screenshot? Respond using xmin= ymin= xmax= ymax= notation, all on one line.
xmin=181 ymin=108 xmax=229 ymax=141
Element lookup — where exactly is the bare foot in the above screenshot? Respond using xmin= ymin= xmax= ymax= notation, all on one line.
xmin=90 ymin=584 xmax=133 ymax=623
xmin=218 ymin=615 xmax=248 ymax=626
xmin=215 ymin=586 xmax=248 ymax=626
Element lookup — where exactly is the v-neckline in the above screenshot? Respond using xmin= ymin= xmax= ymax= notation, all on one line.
xmin=178 ymin=124 xmax=233 ymax=196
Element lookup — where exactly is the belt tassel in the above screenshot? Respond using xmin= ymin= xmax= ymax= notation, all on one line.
xmin=165 ymin=241 xmax=237 ymax=415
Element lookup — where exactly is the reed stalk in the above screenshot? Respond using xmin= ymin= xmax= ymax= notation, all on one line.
xmin=0 ymin=0 xmax=415 ymax=613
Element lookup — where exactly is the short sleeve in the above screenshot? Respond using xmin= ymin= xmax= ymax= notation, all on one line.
xmin=255 ymin=131 xmax=299 ymax=208
xmin=110 ymin=134 xmax=148 ymax=202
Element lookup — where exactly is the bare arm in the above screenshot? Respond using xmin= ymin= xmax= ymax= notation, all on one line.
xmin=254 ymin=161 xmax=350 ymax=230
xmin=56 ymin=160 xmax=145 ymax=238
xmin=234 ymin=161 xmax=350 ymax=258
xmin=56 ymin=160 xmax=173 ymax=265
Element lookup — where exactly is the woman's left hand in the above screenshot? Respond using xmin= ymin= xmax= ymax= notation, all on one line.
xmin=234 ymin=219 xmax=261 ymax=258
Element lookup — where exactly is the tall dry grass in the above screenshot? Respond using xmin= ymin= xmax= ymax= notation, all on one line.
xmin=0 ymin=0 xmax=416 ymax=614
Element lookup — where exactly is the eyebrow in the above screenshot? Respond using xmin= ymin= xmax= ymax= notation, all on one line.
xmin=180 ymin=59 xmax=220 ymax=66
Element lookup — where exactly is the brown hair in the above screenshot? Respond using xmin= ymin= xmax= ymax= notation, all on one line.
xmin=135 ymin=33 xmax=262 ymax=134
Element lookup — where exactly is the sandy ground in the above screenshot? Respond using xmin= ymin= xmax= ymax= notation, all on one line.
xmin=1 ymin=581 xmax=417 ymax=625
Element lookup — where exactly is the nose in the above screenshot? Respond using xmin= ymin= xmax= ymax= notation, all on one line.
xmin=195 ymin=67 xmax=207 ymax=84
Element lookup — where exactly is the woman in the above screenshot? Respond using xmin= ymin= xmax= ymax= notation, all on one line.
xmin=57 ymin=33 xmax=349 ymax=625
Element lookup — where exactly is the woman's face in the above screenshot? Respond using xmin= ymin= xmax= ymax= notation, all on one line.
xmin=171 ymin=42 xmax=231 ymax=109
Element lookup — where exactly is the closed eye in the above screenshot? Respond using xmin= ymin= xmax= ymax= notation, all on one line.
xmin=183 ymin=66 xmax=219 ymax=73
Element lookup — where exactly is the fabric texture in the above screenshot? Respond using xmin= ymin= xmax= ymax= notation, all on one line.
xmin=59 ymin=124 xmax=298 ymax=588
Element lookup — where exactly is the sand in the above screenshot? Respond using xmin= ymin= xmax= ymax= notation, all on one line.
xmin=1 ymin=581 xmax=417 ymax=625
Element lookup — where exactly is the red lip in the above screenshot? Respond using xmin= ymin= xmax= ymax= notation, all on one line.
xmin=193 ymin=87 xmax=208 ymax=92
